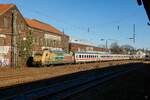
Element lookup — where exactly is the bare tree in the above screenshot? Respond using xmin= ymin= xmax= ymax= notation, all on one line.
xmin=110 ymin=42 xmax=123 ymax=54
xmin=121 ymin=44 xmax=134 ymax=54
xmin=17 ymin=31 xmax=33 ymax=67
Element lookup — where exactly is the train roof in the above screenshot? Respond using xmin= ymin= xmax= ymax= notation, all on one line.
xmin=75 ymin=52 xmax=98 ymax=54
xmin=74 ymin=51 xmax=110 ymax=54
xmin=48 ymin=50 xmax=69 ymax=54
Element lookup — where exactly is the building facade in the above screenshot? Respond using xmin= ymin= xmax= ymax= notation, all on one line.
xmin=25 ymin=19 xmax=69 ymax=53
xmin=69 ymin=42 xmax=109 ymax=53
xmin=0 ymin=4 xmax=28 ymax=67
xmin=0 ymin=4 xmax=69 ymax=67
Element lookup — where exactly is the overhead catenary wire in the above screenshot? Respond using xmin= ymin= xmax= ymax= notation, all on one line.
xmin=3 ymin=0 xmax=142 ymax=34
xmin=2 ymin=0 xmax=141 ymax=46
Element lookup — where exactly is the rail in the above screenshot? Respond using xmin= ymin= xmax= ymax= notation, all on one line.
xmin=0 ymin=63 xmax=143 ymax=100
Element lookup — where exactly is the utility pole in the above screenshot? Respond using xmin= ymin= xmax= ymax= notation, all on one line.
xmin=133 ymin=24 xmax=136 ymax=43
xmin=12 ymin=10 xmax=18 ymax=67
xmin=105 ymin=40 xmax=108 ymax=49
xmin=100 ymin=39 xmax=108 ymax=49
xmin=129 ymin=24 xmax=136 ymax=44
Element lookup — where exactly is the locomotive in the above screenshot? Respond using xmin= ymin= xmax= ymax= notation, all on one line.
xmin=30 ymin=49 xmax=143 ymax=66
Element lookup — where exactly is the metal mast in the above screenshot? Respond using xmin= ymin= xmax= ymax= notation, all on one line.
xmin=12 ymin=10 xmax=18 ymax=67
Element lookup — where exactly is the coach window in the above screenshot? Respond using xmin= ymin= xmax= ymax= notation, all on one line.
xmin=82 ymin=55 xmax=84 ymax=58
xmin=79 ymin=55 xmax=81 ymax=58
xmin=76 ymin=55 xmax=78 ymax=58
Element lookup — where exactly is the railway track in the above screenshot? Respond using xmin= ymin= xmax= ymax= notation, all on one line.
xmin=0 ymin=63 xmax=143 ymax=100
xmin=0 ymin=60 xmax=138 ymax=80
xmin=0 ymin=60 xmax=141 ymax=88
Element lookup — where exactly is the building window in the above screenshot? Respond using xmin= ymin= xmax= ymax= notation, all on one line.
xmin=43 ymin=39 xmax=46 ymax=46
xmin=53 ymin=40 xmax=56 ymax=46
xmin=48 ymin=39 xmax=51 ymax=46
xmin=33 ymin=37 xmax=36 ymax=44
xmin=40 ymin=38 xmax=43 ymax=46
xmin=21 ymin=23 xmax=25 ymax=30
xmin=37 ymin=37 xmax=40 ymax=45
xmin=58 ymin=41 xmax=61 ymax=46
xmin=79 ymin=55 xmax=81 ymax=58
xmin=56 ymin=40 xmax=58 ymax=46
xmin=0 ymin=38 xmax=5 ymax=46
xmin=4 ymin=17 xmax=8 ymax=28
xmin=44 ymin=39 xmax=48 ymax=46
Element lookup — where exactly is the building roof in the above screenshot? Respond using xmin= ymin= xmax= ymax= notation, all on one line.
xmin=0 ymin=4 xmax=64 ymax=35
xmin=25 ymin=19 xmax=63 ymax=35
xmin=0 ymin=4 xmax=15 ymax=15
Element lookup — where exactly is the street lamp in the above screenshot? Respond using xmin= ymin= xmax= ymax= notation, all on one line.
xmin=100 ymin=39 xmax=108 ymax=49
xmin=100 ymin=38 xmax=118 ymax=49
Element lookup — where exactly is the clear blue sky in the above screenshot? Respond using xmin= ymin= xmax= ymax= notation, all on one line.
xmin=0 ymin=0 xmax=149 ymax=49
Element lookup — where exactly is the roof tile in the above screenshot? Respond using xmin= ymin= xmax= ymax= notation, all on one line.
xmin=0 ymin=4 xmax=15 ymax=15
xmin=0 ymin=4 xmax=63 ymax=35
xmin=25 ymin=19 xmax=63 ymax=35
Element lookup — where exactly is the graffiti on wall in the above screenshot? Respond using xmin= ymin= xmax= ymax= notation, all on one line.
xmin=0 ymin=46 xmax=9 ymax=54
xmin=0 ymin=57 xmax=9 ymax=67
xmin=0 ymin=46 xmax=10 ymax=67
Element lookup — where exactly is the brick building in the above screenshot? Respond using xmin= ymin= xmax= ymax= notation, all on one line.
xmin=69 ymin=42 xmax=109 ymax=53
xmin=0 ymin=4 xmax=69 ymax=67
xmin=25 ymin=19 xmax=69 ymax=53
